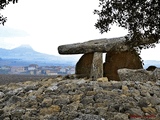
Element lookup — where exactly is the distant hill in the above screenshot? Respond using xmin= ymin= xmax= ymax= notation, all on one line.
xmin=143 ymin=60 xmax=160 ymax=69
xmin=0 ymin=45 xmax=159 ymax=67
xmin=0 ymin=45 xmax=78 ymax=66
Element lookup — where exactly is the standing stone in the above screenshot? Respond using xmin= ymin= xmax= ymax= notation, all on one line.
xmin=103 ymin=50 xmax=143 ymax=81
xmin=90 ymin=52 xmax=103 ymax=80
xmin=75 ymin=53 xmax=94 ymax=78
xmin=75 ymin=52 xmax=103 ymax=79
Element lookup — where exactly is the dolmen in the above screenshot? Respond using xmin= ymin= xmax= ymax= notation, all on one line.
xmin=58 ymin=37 xmax=143 ymax=81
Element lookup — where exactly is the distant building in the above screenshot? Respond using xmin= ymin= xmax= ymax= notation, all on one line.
xmin=10 ymin=66 xmax=25 ymax=74
xmin=0 ymin=66 xmax=10 ymax=70
xmin=35 ymin=70 xmax=42 ymax=75
xmin=29 ymin=70 xmax=35 ymax=75
xmin=28 ymin=64 xmax=38 ymax=70
xmin=44 ymin=70 xmax=58 ymax=76
xmin=60 ymin=68 xmax=66 ymax=73
xmin=67 ymin=68 xmax=75 ymax=74
xmin=46 ymin=72 xmax=58 ymax=76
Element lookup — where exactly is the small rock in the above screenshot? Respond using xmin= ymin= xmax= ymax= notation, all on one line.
xmin=6 ymin=88 xmax=23 ymax=96
xmin=155 ymin=80 xmax=160 ymax=86
xmin=130 ymin=89 xmax=140 ymax=97
xmin=47 ymin=83 xmax=58 ymax=91
xmin=86 ymin=91 xmax=97 ymax=96
xmin=0 ymin=92 xmax=5 ymax=99
xmin=138 ymin=98 xmax=149 ymax=107
xmin=155 ymin=105 xmax=160 ymax=113
xmin=39 ymin=105 xmax=61 ymax=115
xmin=97 ymin=77 xmax=108 ymax=82
xmin=142 ymin=107 xmax=157 ymax=114
xmin=75 ymin=113 xmax=102 ymax=120
xmin=53 ymin=95 xmax=70 ymax=105
xmin=3 ymin=117 xmax=10 ymax=120
xmin=82 ymin=106 xmax=96 ymax=114
xmin=122 ymin=85 xmax=129 ymax=95
xmin=126 ymin=107 xmax=144 ymax=116
xmin=0 ymin=109 xmax=4 ymax=114
xmin=96 ymin=107 xmax=108 ymax=116
xmin=113 ymin=113 xmax=129 ymax=120
xmin=81 ymin=96 xmax=94 ymax=105
xmin=140 ymin=90 xmax=151 ymax=97
xmin=62 ymin=102 xmax=79 ymax=113
xmin=41 ymin=98 xmax=53 ymax=107
xmin=8 ymin=95 xmax=22 ymax=104
xmin=24 ymin=85 xmax=39 ymax=92
xmin=70 ymin=94 xmax=83 ymax=102
xmin=149 ymin=97 xmax=160 ymax=106
xmin=55 ymin=76 xmax=63 ymax=81
xmin=76 ymin=79 xmax=86 ymax=85
xmin=11 ymin=108 xmax=25 ymax=118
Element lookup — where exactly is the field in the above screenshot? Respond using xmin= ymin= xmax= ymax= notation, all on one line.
xmin=0 ymin=74 xmax=55 ymax=85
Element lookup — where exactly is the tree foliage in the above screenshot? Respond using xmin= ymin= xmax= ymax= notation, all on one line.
xmin=0 ymin=0 xmax=18 ymax=25
xmin=94 ymin=0 xmax=160 ymax=49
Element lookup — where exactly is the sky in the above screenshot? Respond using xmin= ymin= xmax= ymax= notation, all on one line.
xmin=0 ymin=0 xmax=160 ymax=60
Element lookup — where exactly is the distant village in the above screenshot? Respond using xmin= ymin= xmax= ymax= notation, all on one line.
xmin=0 ymin=64 xmax=75 ymax=75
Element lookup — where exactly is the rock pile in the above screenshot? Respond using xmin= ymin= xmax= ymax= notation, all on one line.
xmin=0 ymin=75 xmax=160 ymax=120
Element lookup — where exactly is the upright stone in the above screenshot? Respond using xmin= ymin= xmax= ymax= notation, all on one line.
xmin=90 ymin=52 xmax=103 ymax=80
xmin=103 ymin=50 xmax=143 ymax=81
xmin=75 ymin=53 xmax=94 ymax=78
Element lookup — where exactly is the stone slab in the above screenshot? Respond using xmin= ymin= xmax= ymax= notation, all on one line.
xmin=58 ymin=37 xmax=129 ymax=54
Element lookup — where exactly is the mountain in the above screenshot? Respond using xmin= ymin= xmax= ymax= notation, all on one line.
xmin=0 ymin=45 xmax=78 ymax=66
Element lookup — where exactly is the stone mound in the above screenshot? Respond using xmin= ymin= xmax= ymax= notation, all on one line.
xmin=0 ymin=76 xmax=160 ymax=120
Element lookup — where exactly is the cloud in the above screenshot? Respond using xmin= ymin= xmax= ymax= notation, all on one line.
xmin=0 ymin=26 xmax=29 ymax=37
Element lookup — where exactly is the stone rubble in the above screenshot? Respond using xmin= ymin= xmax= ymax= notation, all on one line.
xmin=0 ymin=76 xmax=160 ymax=120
